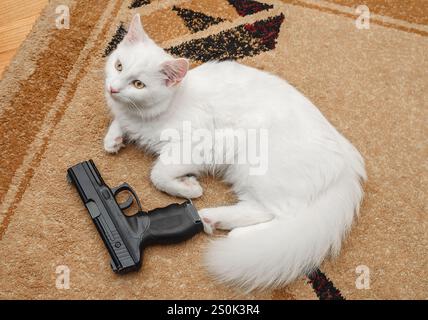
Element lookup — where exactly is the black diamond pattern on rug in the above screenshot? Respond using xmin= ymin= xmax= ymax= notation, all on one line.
xmin=172 ymin=6 xmax=225 ymax=33
xmin=228 ymin=0 xmax=273 ymax=17
xmin=167 ymin=14 xmax=284 ymax=62
xmin=307 ymin=269 xmax=345 ymax=300
xmin=104 ymin=23 xmax=127 ymax=57
xmin=129 ymin=0 xmax=151 ymax=9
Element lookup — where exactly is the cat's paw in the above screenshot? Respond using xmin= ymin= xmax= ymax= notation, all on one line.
xmin=150 ymin=169 xmax=203 ymax=199
xmin=104 ymin=135 xmax=124 ymax=154
xmin=199 ymin=209 xmax=219 ymax=235
xmin=174 ymin=176 xmax=203 ymax=199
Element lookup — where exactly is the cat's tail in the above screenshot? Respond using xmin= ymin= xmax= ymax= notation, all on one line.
xmin=204 ymin=172 xmax=365 ymax=291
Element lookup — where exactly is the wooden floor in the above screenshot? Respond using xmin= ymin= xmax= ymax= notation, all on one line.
xmin=0 ymin=0 xmax=48 ymax=79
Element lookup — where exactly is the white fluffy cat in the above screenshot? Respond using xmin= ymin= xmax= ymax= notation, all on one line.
xmin=104 ymin=14 xmax=366 ymax=291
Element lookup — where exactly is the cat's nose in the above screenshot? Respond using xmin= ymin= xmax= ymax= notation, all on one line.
xmin=109 ymin=86 xmax=120 ymax=94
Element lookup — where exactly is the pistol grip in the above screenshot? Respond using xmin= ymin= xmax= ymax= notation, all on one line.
xmin=143 ymin=201 xmax=203 ymax=245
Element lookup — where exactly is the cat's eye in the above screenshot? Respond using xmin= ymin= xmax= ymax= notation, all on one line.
xmin=133 ymin=80 xmax=145 ymax=89
xmin=115 ymin=60 xmax=122 ymax=72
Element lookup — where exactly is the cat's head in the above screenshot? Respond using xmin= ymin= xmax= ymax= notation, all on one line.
xmin=105 ymin=14 xmax=188 ymax=116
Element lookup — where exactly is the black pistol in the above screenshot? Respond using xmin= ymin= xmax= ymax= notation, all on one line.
xmin=67 ymin=160 xmax=203 ymax=274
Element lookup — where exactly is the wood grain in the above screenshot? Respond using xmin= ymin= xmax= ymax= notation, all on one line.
xmin=0 ymin=0 xmax=48 ymax=78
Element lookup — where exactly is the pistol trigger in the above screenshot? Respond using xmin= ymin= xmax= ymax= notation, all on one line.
xmin=118 ymin=196 xmax=133 ymax=210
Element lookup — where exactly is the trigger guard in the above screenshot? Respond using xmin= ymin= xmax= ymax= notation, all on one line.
xmin=111 ymin=182 xmax=143 ymax=212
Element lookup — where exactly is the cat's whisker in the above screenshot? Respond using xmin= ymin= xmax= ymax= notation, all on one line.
xmin=129 ymin=98 xmax=143 ymax=113
xmin=126 ymin=97 xmax=145 ymax=118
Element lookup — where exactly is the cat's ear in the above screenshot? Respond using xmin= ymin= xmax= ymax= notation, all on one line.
xmin=161 ymin=58 xmax=189 ymax=87
xmin=124 ymin=14 xmax=147 ymax=45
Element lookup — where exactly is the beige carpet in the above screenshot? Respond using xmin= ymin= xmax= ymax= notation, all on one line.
xmin=0 ymin=0 xmax=427 ymax=299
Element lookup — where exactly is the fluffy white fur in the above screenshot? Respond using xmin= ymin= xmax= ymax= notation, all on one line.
xmin=104 ymin=14 xmax=366 ymax=291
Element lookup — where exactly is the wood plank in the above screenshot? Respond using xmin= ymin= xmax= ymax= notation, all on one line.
xmin=0 ymin=0 xmax=47 ymax=27
xmin=0 ymin=0 xmax=48 ymax=78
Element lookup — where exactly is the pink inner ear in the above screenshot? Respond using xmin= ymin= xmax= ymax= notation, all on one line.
xmin=124 ymin=14 xmax=145 ymax=44
xmin=125 ymin=28 xmax=142 ymax=44
xmin=161 ymin=59 xmax=189 ymax=87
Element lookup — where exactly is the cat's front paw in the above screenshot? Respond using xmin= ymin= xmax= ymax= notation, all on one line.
xmin=104 ymin=135 xmax=124 ymax=154
xmin=198 ymin=209 xmax=219 ymax=235
xmin=152 ymin=175 xmax=203 ymax=199
xmin=175 ymin=176 xmax=203 ymax=199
